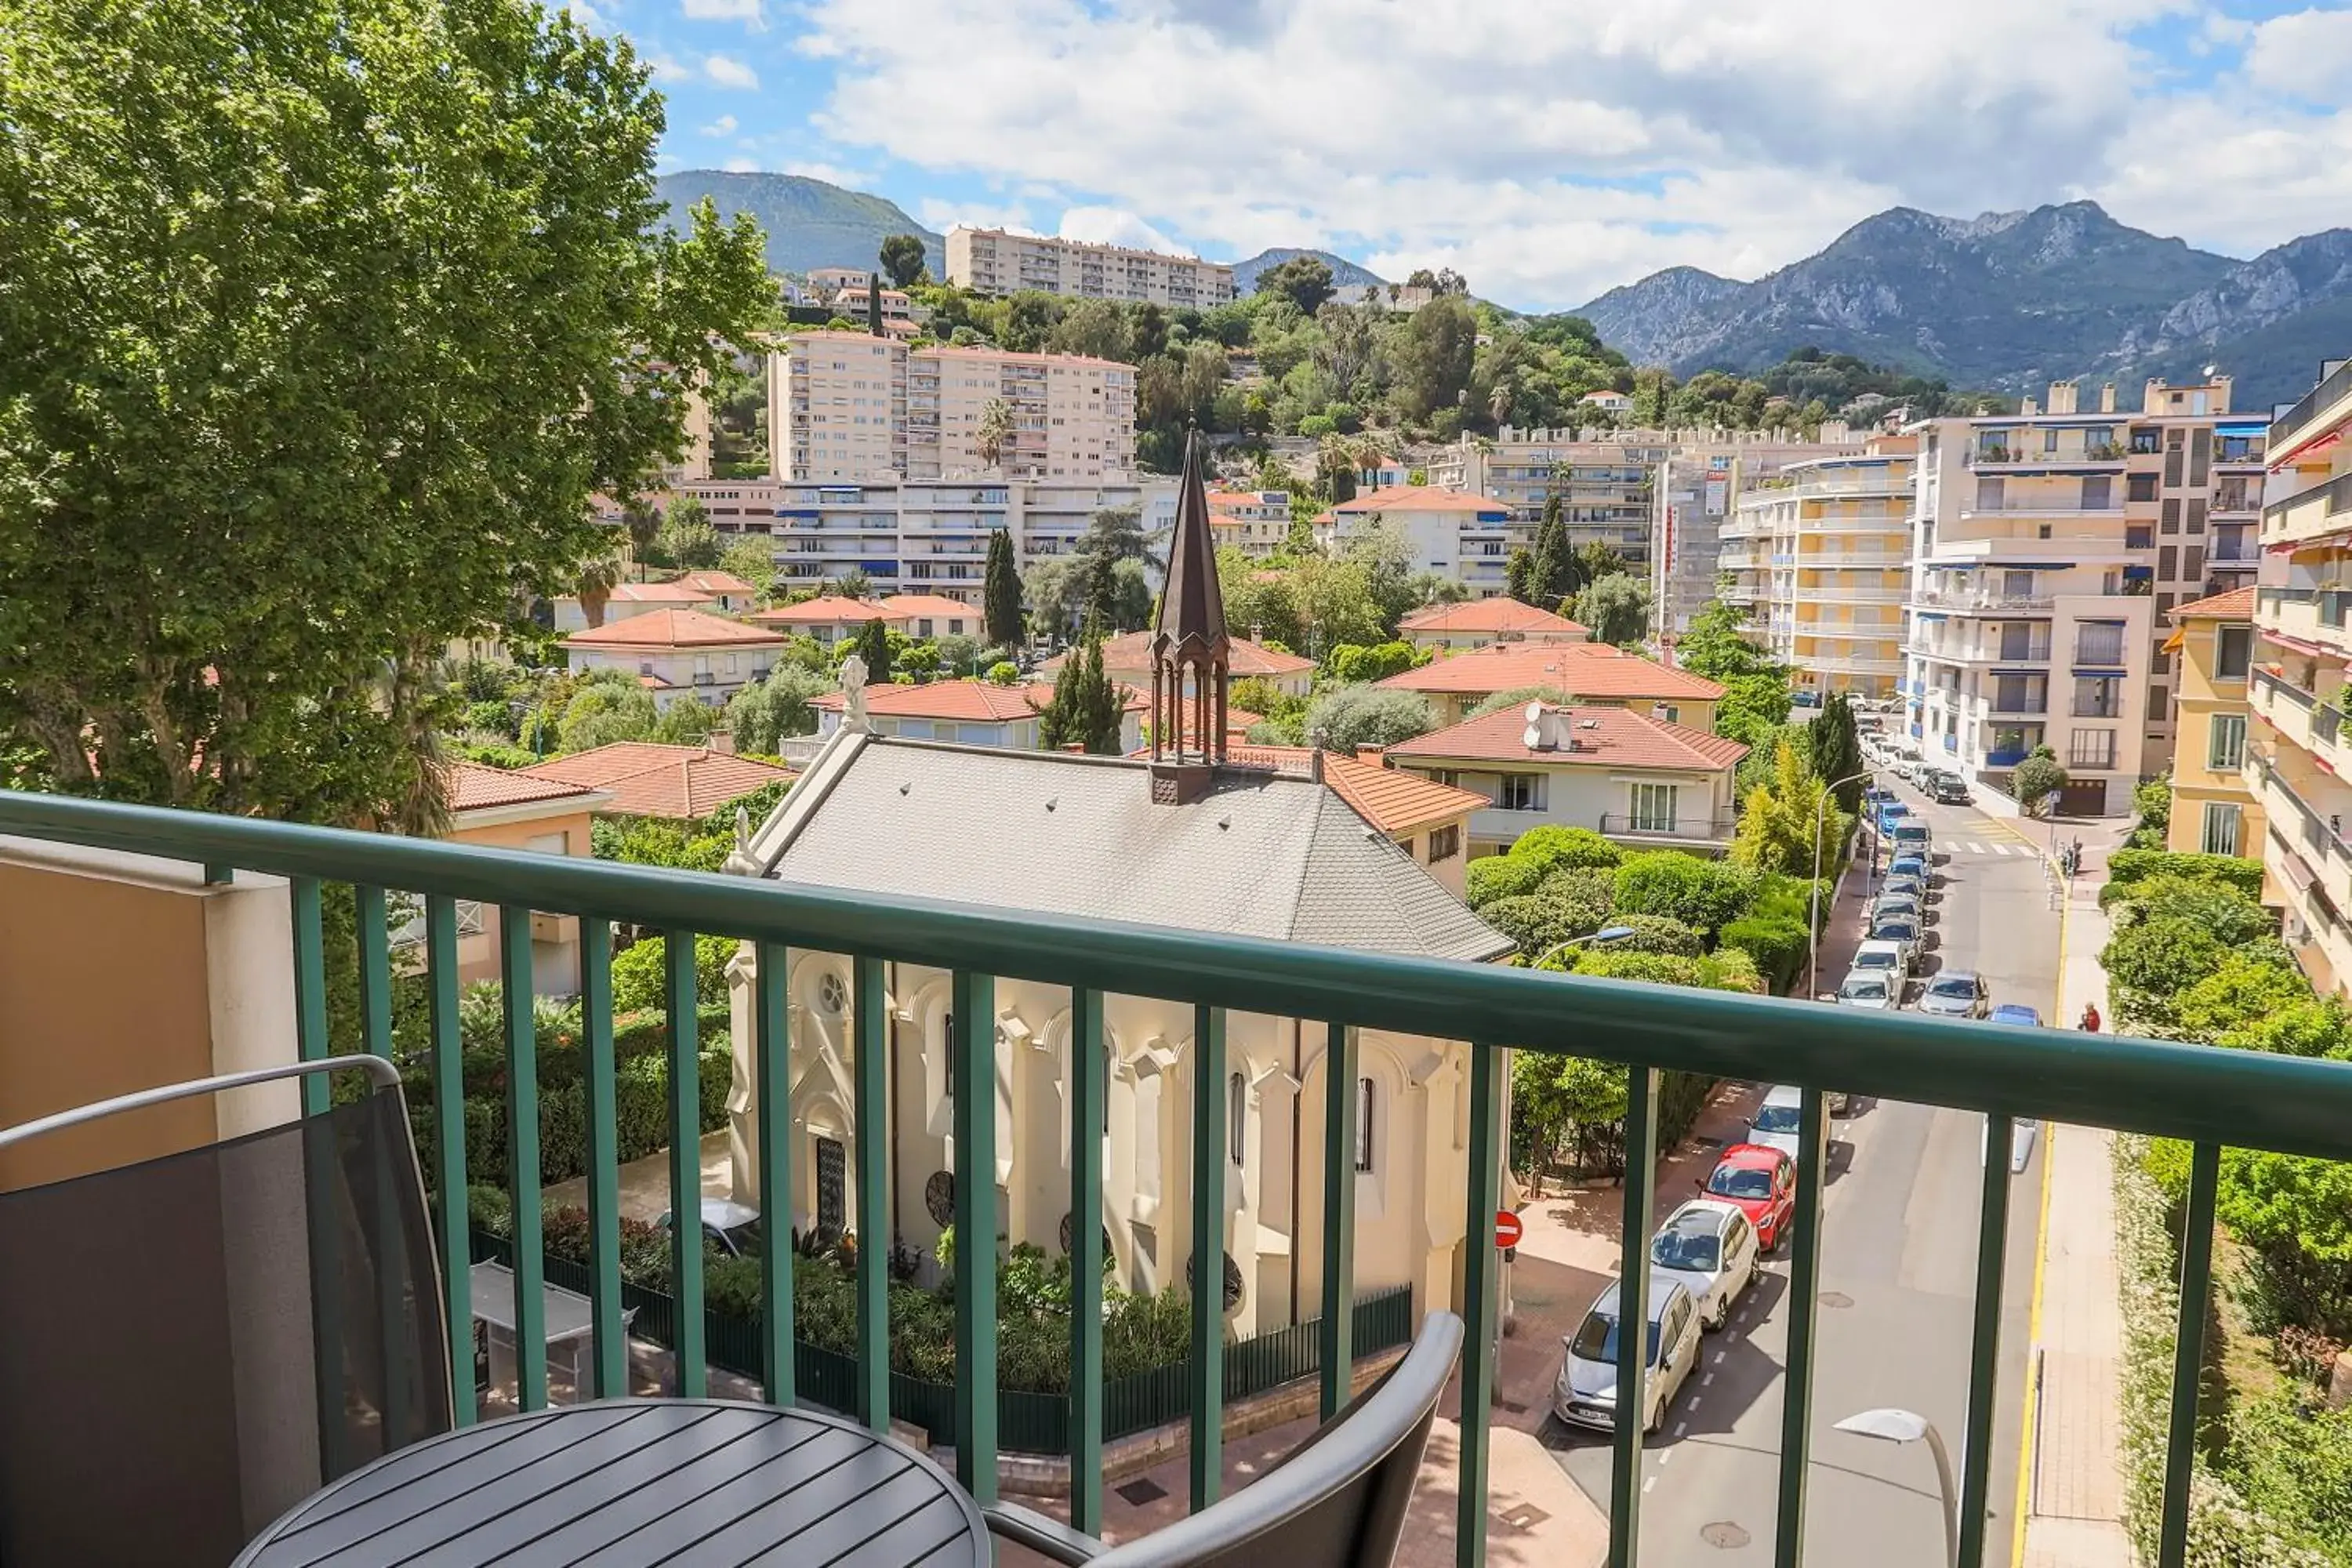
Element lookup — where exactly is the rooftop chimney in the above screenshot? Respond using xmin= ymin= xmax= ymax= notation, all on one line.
xmin=1356 ymin=746 xmax=1387 ymax=765
xmin=2021 ymin=396 xmax=2040 ymax=416
xmin=2046 ymin=379 xmax=2078 ymax=416
xmin=2100 ymin=383 xmax=2117 ymax=414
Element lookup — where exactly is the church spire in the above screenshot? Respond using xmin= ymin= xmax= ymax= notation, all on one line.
xmin=1149 ymin=430 xmax=1231 ymax=789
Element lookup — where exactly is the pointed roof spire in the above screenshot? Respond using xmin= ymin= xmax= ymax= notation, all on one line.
xmin=1152 ymin=428 xmax=1229 ymax=662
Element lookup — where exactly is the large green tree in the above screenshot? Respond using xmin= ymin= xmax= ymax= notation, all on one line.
xmin=877 ymin=233 xmax=927 ymax=289
xmin=851 ymin=617 xmax=895 ymax=684
xmin=1810 ymin=691 xmax=1865 ymax=811
xmin=1036 ymin=622 xmax=1123 ymax=754
xmin=1573 ymin=574 xmax=1650 ymax=646
xmin=0 ymin=0 xmax=768 ymax=828
xmin=983 ymin=528 xmax=1024 ymax=648
xmin=1254 ymin=254 xmax=1336 ymax=315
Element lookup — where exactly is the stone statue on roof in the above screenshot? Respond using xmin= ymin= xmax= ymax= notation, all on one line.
xmin=840 ymin=652 xmax=869 ymax=731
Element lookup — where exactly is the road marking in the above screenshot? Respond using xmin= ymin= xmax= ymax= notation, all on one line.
xmin=1689 ymin=1396 xmax=1703 ymax=1410
xmin=1661 ymin=1446 xmax=1676 ymax=1462
xmin=1643 ymin=1476 xmax=1656 ymax=1494
xmin=1702 ymin=1373 xmax=1715 ymax=1387
xmin=2013 ymin=1087 xmax=2064 ymax=1560
xmin=1713 ymin=1350 xmax=1727 ymax=1365
xmin=1671 ymin=1424 xmax=1686 ymax=1440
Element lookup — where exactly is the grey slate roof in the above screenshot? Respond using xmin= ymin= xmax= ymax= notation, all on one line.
xmin=756 ymin=735 xmax=1512 ymax=964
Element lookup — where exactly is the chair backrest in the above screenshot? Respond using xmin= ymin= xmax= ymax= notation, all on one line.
xmin=0 ymin=1058 xmax=452 ymax=1567
xmin=1091 ymin=1310 xmax=1465 ymax=1568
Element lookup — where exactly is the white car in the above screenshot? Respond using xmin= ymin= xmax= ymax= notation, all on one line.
xmin=1742 ymin=1083 xmax=1811 ymax=1163
xmin=1835 ymin=971 xmax=1897 ymax=1008
xmin=1982 ymin=1116 xmax=2042 ymax=1173
xmin=1648 ymin=1200 xmax=1760 ymax=1331
xmin=1554 ymin=1272 xmax=1702 ymax=1434
xmin=1849 ymin=938 xmax=1911 ymax=996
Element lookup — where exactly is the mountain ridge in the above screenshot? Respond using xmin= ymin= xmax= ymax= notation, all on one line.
xmin=653 ymin=170 xmax=942 ymax=279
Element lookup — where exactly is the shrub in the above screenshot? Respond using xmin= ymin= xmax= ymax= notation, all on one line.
xmin=611 ymin=932 xmax=740 ymax=1014
xmin=1570 ymin=948 xmax=1761 ymax=993
xmin=1465 ymin=853 xmax=1546 ymax=909
xmin=1508 ymin=824 xmax=1622 ymax=875
xmin=2219 ymin=999 xmax=2352 ymax=1060
xmin=1606 ymin=913 xmax=1704 ymax=957
xmin=1478 ymin=868 xmax=1613 ymax=956
xmin=2174 ymin=956 xmax=2314 ymax=1044
xmin=1610 ymin=851 xmax=1761 ymax=937
xmin=2102 ymin=915 xmax=2233 ymax=1033
xmin=1300 ymin=685 xmax=1434 ymax=751
xmin=2108 ymin=848 xmax=2266 ymax=899
xmin=1716 ymin=915 xmax=1812 ymax=994
xmin=2100 ymin=873 xmax=2276 ymax=949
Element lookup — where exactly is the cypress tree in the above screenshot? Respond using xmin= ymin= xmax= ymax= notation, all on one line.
xmin=866 ymin=271 xmax=884 ymax=337
xmin=983 ymin=528 xmax=1024 ymax=648
xmin=1813 ymin=691 xmax=1865 ymax=811
xmin=852 ymin=616 xmax=894 ymax=684
xmin=1037 ymin=619 xmax=1121 ymax=753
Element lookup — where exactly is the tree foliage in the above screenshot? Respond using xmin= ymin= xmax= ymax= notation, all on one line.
xmin=1810 ymin=693 xmax=1865 ymax=810
xmin=878 ymin=233 xmax=927 ymax=288
xmin=0 ymin=0 xmax=769 ymax=826
xmin=2013 ymin=754 xmax=2070 ymax=815
xmin=1301 ymin=686 xmax=1433 ymax=753
xmin=1732 ymin=739 xmax=1846 ymax=876
xmin=724 ymin=666 xmax=833 ymax=754
xmin=1573 ymin=573 xmax=1651 ymax=646
xmin=983 ymin=528 xmax=1025 ymax=648
xmin=851 ymin=618 xmax=895 ymax=684
xmin=1252 ymin=254 xmax=1337 ymax=315
xmin=1610 ymin=851 xmax=1761 ymax=938
xmin=1035 ymin=622 xmax=1123 ymax=754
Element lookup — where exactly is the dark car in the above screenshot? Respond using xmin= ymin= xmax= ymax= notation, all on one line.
xmin=1930 ymin=775 xmax=1971 ymax=805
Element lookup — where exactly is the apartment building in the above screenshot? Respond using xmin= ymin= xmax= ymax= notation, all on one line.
xmin=764 ymin=332 xmax=1138 ymax=484
xmin=1312 ymin=485 xmax=1517 ymax=597
xmin=946 ymin=227 xmax=1237 ymax=309
xmin=1207 ymin=490 xmax=1293 ymax=557
xmin=678 ymin=474 xmax=1178 ymax=604
xmin=2248 ymin=356 xmax=2352 ymax=993
xmin=1719 ymin=437 xmax=1915 ymax=699
xmin=1902 ymin=377 xmax=2259 ymax=814
xmin=2164 ymin=587 xmax=2263 ymax=858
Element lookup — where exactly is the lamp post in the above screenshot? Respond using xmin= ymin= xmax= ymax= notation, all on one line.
xmin=1833 ymin=1407 xmax=1958 ymax=1568
xmin=1533 ymin=924 xmax=1637 ymax=972
xmin=1806 ymin=769 xmax=1878 ymax=997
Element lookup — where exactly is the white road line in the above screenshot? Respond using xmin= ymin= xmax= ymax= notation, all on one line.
xmin=1643 ymin=1476 xmax=1656 ymax=1494
xmin=1713 ymin=1350 xmax=1727 ymax=1365
xmin=1671 ymin=1423 xmax=1687 ymax=1439
xmin=1702 ymin=1373 xmax=1715 ymax=1387
xmin=1689 ymin=1396 xmax=1703 ymax=1410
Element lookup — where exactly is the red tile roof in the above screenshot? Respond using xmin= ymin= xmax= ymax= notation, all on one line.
xmin=1051 ymin=631 xmax=1315 ymax=680
xmin=1220 ymin=747 xmax=1486 ymax=834
xmin=808 ymin=678 xmax=1145 ymax=723
xmin=519 ymin=743 xmax=794 ymax=821
xmin=1399 ymin=599 xmax=1589 ymax=637
xmin=1388 ymin=705 xmax=1749 ymax=772
xmin=673 ymin=570 xmax=758 ymax=594
xmin=1330 ymin=485 xmax=1499 ymax=514
xmin=1376 ymin=641 xmax=1724 ymax=701
xmin=560 ymin=608 xmax=785 ymax=649
xmin=445 ymin=761 xmax=600 ymax=814
xmin=746 ymin=596 xmax=899 ymax=627
xmin=608 ymin=581 xmax=717 ymax=604
xmin=2170 ymin=586 xmax=2256 ymax=621
xmin=877 ymin=593 xmax=982 ymax=621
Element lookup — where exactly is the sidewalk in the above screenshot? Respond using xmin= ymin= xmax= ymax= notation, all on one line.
xmin=2022 ymin=818 xmax=2134 ymax=1568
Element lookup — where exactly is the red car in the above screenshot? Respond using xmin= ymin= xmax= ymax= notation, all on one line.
xmin=1701 ymin=1143 xmax=1797 ymax=1252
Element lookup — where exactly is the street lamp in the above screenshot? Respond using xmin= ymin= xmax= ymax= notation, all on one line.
xmin=1833 ymin=1407 xmax=1958 ymax=1568
xmin=1533 ymin=925 xmax=1637 ymax=971
xmin=1806 ymin=769 xmax=1878 ymax=996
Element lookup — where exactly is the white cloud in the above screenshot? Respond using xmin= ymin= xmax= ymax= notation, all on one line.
xmin=724 ymin=156 xmax=762 ymax=172
xmin=703 ymin=53 xmax=760 ymax=89
xmin=645 ymin=52 xmax=695 ymax=83
xmin=699 ymin=113 xmax=739 ymax=136
xmin=683 ymin=0 xmax=765 ymax=24
xmin=784 ymin=0 xmax=2352 ymax=309
xmin=564 ymin=0 xmax=605 ymax=30
xmin=783 ymin=160 xmax=882 ymax=189
xmin=919 ymin=197 xmax=1036 ymax=235
xmin=1058 ymin=206 xmax=1182 ymax=255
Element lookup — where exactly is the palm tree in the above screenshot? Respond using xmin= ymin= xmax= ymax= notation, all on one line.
xmin=975 ymin=397 xmax=1014 ymax=470
xmin=575 ymin=551 xmax=625 ymax=629
xmin=1489 ymin=379 xmax=1513 ymax=430
xmin=619 ymin=498 xmax=662 ymax=581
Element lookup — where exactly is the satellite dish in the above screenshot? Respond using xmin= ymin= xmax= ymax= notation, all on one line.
xmin=1523 ymin=701 xmax=1544 ymax=724
xmin=1523 ymin=724 xmax=1544 ymax=750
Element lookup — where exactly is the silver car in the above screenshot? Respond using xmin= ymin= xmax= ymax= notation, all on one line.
xmin=1555 ymin=1272 xmax=1702 ymax=1434
xmin=1918 ymin=971 xmax=1991 ymax=1018
xmin=1649 ymin=1200 xmax=1760 ymax=1331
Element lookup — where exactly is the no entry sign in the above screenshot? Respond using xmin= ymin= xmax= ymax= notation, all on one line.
xmin=1495 ymin=1210 xmax=1523 ymax=1249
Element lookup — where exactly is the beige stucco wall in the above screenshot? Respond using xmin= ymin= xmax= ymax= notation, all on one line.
xmin=448 ymin=808 xmax=597 ymax=993
xmin=0 ymin=844 xmax=298 ymax=1192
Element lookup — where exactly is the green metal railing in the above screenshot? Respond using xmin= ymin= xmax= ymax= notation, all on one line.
xmin=9 ymin=793 xmax=2352 ymax=1568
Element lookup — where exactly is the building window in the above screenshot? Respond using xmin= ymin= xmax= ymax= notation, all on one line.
xmin=1631 ymin=782 xmax=1678 ymax=833
xmin=1428 ymin=824 xmax=1461 ymax=863
xmin=2202 ymin=801 xmax=2242 ymax=858
xmin=1228 ymin=1072 xmax=1246 ymax=1168
xmin=1497 ymin=774 xmax=1542 ymax=811
xmin=2208 ymin=713 xmax=2246 ymax=771
xmin=2216 ymin=626 xmax=2252 ymax=681
xmin=1355 ymin=1078 xmax=1375 ymax=1172
xmin=2068 ymin=730 xmax=2118 ymax=770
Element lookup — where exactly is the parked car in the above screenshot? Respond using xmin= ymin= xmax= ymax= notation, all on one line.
xmin=1919 ymin=971 xmax=1991 ymax=1018
xmin=1742 ymin=1081 xmax=1846 ymax=1152
xmin=1862 ymin=786 xmax=1896 ymax=814
xmin=1867 ymin=913 xmax=1923 ymax=964
xmin=1849 ymin=938 xmax=1911 ymax=996
xmin=1989 ymin=1004 xmax=2045 ymax=1027
xmin=660 ymin=1198 xmax=764 ymax=1259
xmin=1982 ymin=1117 xmax=2042 ymax=1173
xmin=1879 ymin=871 xmax=1927 ymax=903
xmin=1835 ymin=971 xmax=1898 ymax=1009
xmin=1649 ymin=1200 xmax=1761 ymax=1331
xmin=1930 ymin=774 xmax=1972 ymax=805
xmin=1555 ymin=1272 xmax=1703 ymax=1434
xmin=1871 ymin=891 xmax=1924 ymax=924
xmin=1701 ymin=1143 xmax=1799 ymax=1252
xmin=1891 ymin=820 xmax=1933 ymax=857
xmin=1887 ymin=852 xmax=1931 ymax=884
xmin=1876 ymin=800 xmax=1911 ymax=835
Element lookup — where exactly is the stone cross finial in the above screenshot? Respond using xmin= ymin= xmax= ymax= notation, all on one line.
xmin=735 ymin=804 xmax=752 ymax=851
xmin=840 ymin=652 xmax=870 ymax=731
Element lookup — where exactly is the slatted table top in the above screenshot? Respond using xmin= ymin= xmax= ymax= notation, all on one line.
xmin=234 ymin=1399 xmax=989 ymax=1567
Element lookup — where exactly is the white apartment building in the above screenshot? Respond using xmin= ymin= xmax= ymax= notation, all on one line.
xmin=1312 ymin=485 xmax=1517 ymax=597
xmin=1719 ymin=437 xmax=1915 ymax=699
xmin=765 ymin=332 xmax=1138 ymax=485
xmin=1903 ymin=378 xmax=2259 ymax=813
xmin=679 ymin=474 xmax=1178 ymax=605
xmin=946 ymin=227 xmax=1236 ymax=309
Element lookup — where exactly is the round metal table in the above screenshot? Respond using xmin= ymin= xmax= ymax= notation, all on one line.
xmin=234 ymin=1399 xmax=989 ymax=1567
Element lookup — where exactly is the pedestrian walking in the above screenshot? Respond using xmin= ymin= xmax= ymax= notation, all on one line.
xmin=2080 ymin=1003 xmax=2101 ymax=1033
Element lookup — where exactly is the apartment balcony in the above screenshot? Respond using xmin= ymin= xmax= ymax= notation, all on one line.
xmin=2270 ymin=358 xmax=2352 ymax=461
xmin=2262 ymin=470 xmax=2352 ymax=550
xmin=4 ymin=794 xmax=2347 ymax=1568
xmin=1928 ymin=534 xmax=2134 ymax=565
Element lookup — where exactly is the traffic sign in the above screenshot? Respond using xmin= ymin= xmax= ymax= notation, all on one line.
xmin=1494 ymin=1210 xmax=1523 ymax=1249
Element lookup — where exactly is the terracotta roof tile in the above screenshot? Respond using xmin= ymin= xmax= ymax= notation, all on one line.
xmin=1388 ymin=704 xmax=1750 ymax=772
xmin=674 ymin=571 xmax=758 ymax=594
xmin=746 ymin=596 xmax=899 ymax=627
xmin=877 ymin=594 xmax=984 ymax=620
xmin=1376 ymin=641 xmax=1725 ymax=701
xmin=2170 ymin=586 xmax=2256 ymax=621
xmin=519 ymin=742 xmax=793 ymax=820
xmin=1046 ymin=630 xmax=1314 ymax=680
xmin=560 ymin=608 xmax=785 ymax=649
xmin=808 ymin=679 xmax=1147 ymax=723
xmin=1399 ymin=600 xmax=1590 ymax=637
xmin=608 ymin=581 xmax=718 ymax=604
xmin=1330 ymin=485 xmax=1507 ymax=515
xmin=445 ymin=761 xmax=600 ymax=814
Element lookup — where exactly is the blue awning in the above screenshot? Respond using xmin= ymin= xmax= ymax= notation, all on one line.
xmin=2071 ymin=667 xmax=2127 ymax=677
xmin=2122 ymin=565 xmax=2154 ymax=580
xmin=1916 ymin=612 xmax=1947 ymax=621
xmin=1991 ymin=667 xmax=2046 ymax=677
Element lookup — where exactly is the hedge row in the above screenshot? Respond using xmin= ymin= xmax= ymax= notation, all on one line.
xmin=2107 ymin=848 xmax=2265 ymax=898
xmin=412 ymin=1034 xmax=733 ymax=1189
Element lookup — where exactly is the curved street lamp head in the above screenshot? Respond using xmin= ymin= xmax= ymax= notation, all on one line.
xmin=1533 ymin=924 xmax=1639 ymax=972
xmin=1835 ymin=1406 xmax=1929 ymax=1445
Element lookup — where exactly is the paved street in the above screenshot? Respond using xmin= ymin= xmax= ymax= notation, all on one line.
xmin=1541 ymin=773 xmax=2061 ymax=1566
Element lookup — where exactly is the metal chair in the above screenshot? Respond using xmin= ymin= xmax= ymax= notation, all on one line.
xmin=0 ymin=1058 xmax=452 ymax=1566
xmin=984 ymin=1310 xmax=1464 ymax=1567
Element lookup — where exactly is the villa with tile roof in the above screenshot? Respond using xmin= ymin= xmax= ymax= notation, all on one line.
xmin=717 ymin=434 xmax=1514 ymax=1338
xmin=520 ymin=742 xmax=793 ymax=822
xmin=559 ymin=610 xmax=787 ymax=708
xmin=874 ymin=593 xmax=982 ymax=640
xmin=1375 ymin=639 xmax=1726 ymax=727
xmin=745 ymin=595 xmax=901 ymax=644
xmin=808 ymin=677 xmax=1145 ymax=753
xmin=1312 ymin=484 xmax=1518 ymax=598
xmin=438 ymin=763 xmax=609 ymax=989
xmin=1387 ymin=702 xmax=1749 ymax=856
xmin=1397 ymin=597 xmax=1591 ymax=652
xmin=1043 ymin=629 xmax=1316 ymax=699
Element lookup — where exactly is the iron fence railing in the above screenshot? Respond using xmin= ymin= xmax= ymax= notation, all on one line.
xmin=5 ymin=791 xmax=2352 ymax=1568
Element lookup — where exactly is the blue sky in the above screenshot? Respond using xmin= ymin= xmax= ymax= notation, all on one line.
xmin=578 ymin=0 xmax=2352 ymax=310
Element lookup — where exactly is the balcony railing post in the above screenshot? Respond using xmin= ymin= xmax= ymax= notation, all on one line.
xmin=2158 ymin=1142 xmax=2222 ymax=1567
xmin=1773 ymin=1086 xmax=1828 ymax=1567
xmin=853 ymin=956 xmax=891 ymax=1432
xmin=754 ymin=940 xmax=794 ymax=1406
xmin=579 ymin=919 xmax=626 ymax=1400
xmin=1068 ymin=988 xmax=1107 ymax=1534
xmin=502 ymin=903 xmax=546 ymax=1412
xmin=1610 ymin=1066 xmax=1658 ymax=1568
xmin=1189 ymin=1003 xmax=1229 ymax=1512
xmin=951 ymin=968 xmax=999 ymax=1505
xmin=1457 ymin=1042 xmax=1504 ymax=1568
xmin=289 ymin=876 xmax=350 ymax=1477
xmin=1958 ymin=1112 xmax=2015 ymax=1565
xmin=425 ymin=898 xmax=473 ymax=1425
xmin=664 ymin=930 xmax=705 ymax=1398
xmin=1319 ymin=1021 xmax=1359 ymax=1423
